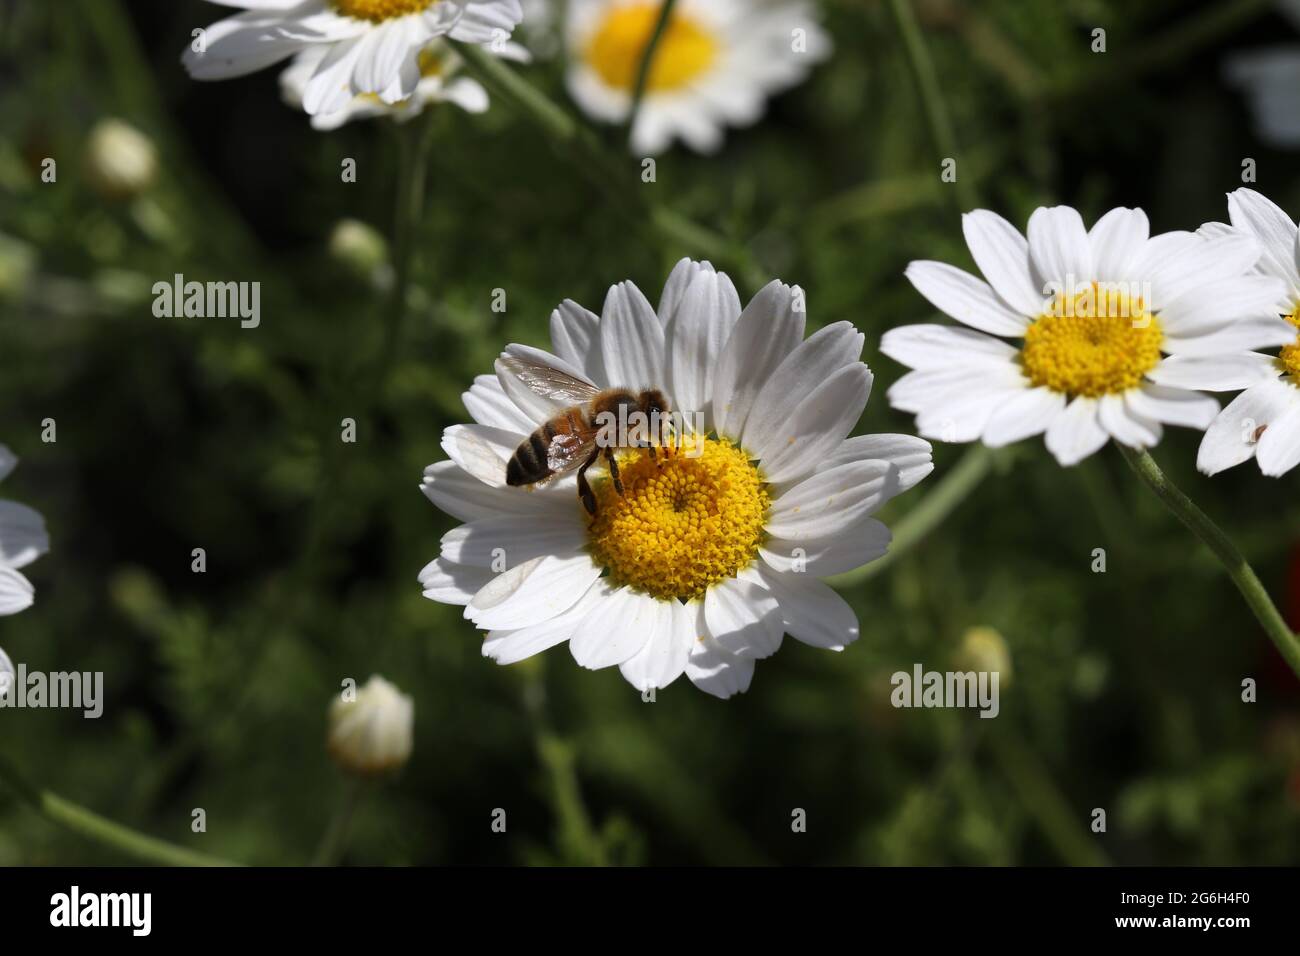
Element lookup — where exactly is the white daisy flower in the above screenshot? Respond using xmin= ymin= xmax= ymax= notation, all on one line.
xmin=1197 ymin=188 xmax=1300 ymax=476
xmin=279 ymin=41 xmax=492 ymax=128
xmin=182 ymin=0 xmax=523 ymax=118
xmin=0 ymin=445 xmax=49 ymax=616
xmin=418 ymin=259 xmax=932 ymax=699
xmin=564 ymin=0 xmax=830 ymax=155
xmin=881 ymin=205 xmax=1292 ymax=467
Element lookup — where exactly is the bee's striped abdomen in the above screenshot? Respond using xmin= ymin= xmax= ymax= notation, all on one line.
xmin=506 ymin=422 xmax=558 ymax=487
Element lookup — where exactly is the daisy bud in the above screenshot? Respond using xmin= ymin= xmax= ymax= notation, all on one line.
xmin=0 ymin=232 xmax=36 ymax=301
xmin=327 ymin=675 xmax=414 ymax=777
xmin=328 ymin=219 xmax=391 ymax=287
xmin=84 ymin=118 xmax=158 ymax=200
xmin=955 ymin=627 xmax=1012 ymax=688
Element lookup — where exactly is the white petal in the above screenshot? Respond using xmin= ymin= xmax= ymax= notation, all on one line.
xmin=961 ymin=209 xmax=1044 ymax=316
xmin=419 ymin=555 xmax=495 ymax=605
xmin=756 ymin=564 xmax=860 ymax=651
xmin=767 ymin=460 xmax=900 ymax=539
xmin=746 ymin=320 xmax=862 ymax=421
xmin=902 ymin=261 xmax=1030 ymax=336
xmin=815 ymin=434 xmax=933 ymax=493
xmin=569 ymin=587 xmax=659 ymax=669
xmin=421 ymin=460 xmax=548 ymax=522
xmin=1159 ymin=276 xmax=1288 ymax=336
xmin=440 ymin=423 xmax=520 ymax=487
xmin=703 ymin=575 xmax=783 ymax=660
xmin=712 ymin=280 xmax=805 ymax=439
xmin=549 ymin=300 xmax=605 ymax=382
xmin=618 ymin=598 xmax=692 ymax=691
xmin=1147 ymin=352 xmax=1281 ymax=391
xmin=1027 ymin=206 xmax=1094 ymax=287
xmin=0 ymin=446 xmax=16 ymax=481
xmin=1134 ymin=232 xmax=1263 ymax=308
xmin=879 ymin=323 xmax=1018 ymax=370
xmin=1197 ymin=378 xmax=1295 ymax=475
xmin=749 ymin=362 xmax=874 ymax=484
xmin=685 ymin=623 xmax=755 ymax=700
xmin=439 ymin=514 xmax=584 ymax=567
xmin=1162 ymin=315 xmax=1296 ymax=356
xmin=1098 ymin=393 xmax=1161 ymax=448
xmin=981 ymin=386 xmax=1066 ymax=447
xmin=1228 ymin=187 xmax=1300 ymax=291
xmin=1089 ymin=207 xmax=1150 ymax=282
xmin=467 ymin=553 xmax=601 ymax=630
xmin=665 ymin=269 xmax=740 ymax=426
xmin=0 ymin=501 xmax=48 ymax=569
xmin=483 ymin=582 xmax=609 ymax=666
xmin=463 ymin=374 xmax=535 ymax=433
xmin=0 ymin=565 xmax=34 ymax=615
xmin=1044 ymin=396 xmax=1109 ymax=466
xmin=657 ymin=257 xmax=714 ymax=325
xmin=760 ymin=516 xmax=891 ymax=576
xmin=1125 ymin=384 xmax=1219 ymax=430
xmin=600 ymin=280 xmax=664 ymax=389
xmin=1255 ymin=397 xmax=1300 ymax=476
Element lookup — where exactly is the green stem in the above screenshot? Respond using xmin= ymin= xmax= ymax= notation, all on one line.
xmin=830 ymin=445 xmax=994 ymax=586
xmin=311 ymin=778 xmax=365 ymax=867
xmin=1118 ymin=445 xmax=1300 ymax=680
xmin=522 ymin=667 xmax=607 ymax=866
xmin=625 ymin=0 xmax=679 ymax=144
xmin=886 ymin=0 xmax=978 ymax=213
xmin=378 ymin=115 xmax=436 ymax=375
xmin=987 ymin=732 xmax=1109 ymax=867
xmin=0 ymin=756 xmax=239 ymax=866
xmin=450 ymin=41 xmax=764 ymax=289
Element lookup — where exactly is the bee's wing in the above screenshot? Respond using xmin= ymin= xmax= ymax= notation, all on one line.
xmin=498 ymin=351 xmax=601 ymax=406
xmin=544 ymin=427 xmax=601 ymax=476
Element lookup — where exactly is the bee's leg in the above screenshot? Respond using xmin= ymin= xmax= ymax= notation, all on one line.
xmin=577 ymin=447 xmax=600 ymax=516
xmin=605 ymin=447 xmax=625 ymax=495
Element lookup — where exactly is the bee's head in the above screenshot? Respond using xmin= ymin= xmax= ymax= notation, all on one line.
xmin=637 ymin=388 xmax=670 ymax=417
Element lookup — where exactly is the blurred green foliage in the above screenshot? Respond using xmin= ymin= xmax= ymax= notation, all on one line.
xmin=1 ymin=0 xmax=1299 ymax=866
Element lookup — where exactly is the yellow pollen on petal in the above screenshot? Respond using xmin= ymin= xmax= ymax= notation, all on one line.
xmin=586 ymin=438 xmax=769 ymax=602
xmin=332 ymin=0 xmax=436 ymax=23
xmin=1277 ymin=310 xmax=1300 ymax=379
xmin=1020 ymin=283 xmax=1163 ymax=398
xmin=584 ymin=3 xmax=718 ymax=93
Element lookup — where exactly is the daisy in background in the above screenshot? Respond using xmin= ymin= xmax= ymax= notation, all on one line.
xmin=419 ymin=259 xmax=932 ymax=698
xmin=1198 ymin=188 xmax=1300 ymax=476
xmin=0 ymin=445 xmax=48 ymax=616
xmin=881 ymin=204 xmax=1292 ymax=466
xmin=565 ymin=0 xmax=829 ymax=154
xmin=182 ymin=0 xmax=523 ymax=119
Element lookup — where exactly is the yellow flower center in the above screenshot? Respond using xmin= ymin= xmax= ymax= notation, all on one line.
xmin=1020 ymin=284 xmax=1163 ymax=398
xmin=585 ymin=3 xmax=719 ymax=93
xmin=586 ymin=438 xmax=769 ymax=602
xmin=1277 ymin=310 xmax=1300 ymax=379
xmin=332 ymin=0 xmax=435 ymax=22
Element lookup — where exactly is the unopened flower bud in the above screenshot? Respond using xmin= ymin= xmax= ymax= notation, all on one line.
xmin=328 ymin=218 xmax=391 ymax=286
xmin=85 ymin=118 xmax=158 ymax=199
xmin=955 ymin=626 xmax=1012 ymax=688
xmin=327 ymin=675 xmax=414 ymax=776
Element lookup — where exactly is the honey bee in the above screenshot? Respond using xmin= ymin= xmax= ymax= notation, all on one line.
xmin=499 ymin=353 xmax=671 ymax=516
